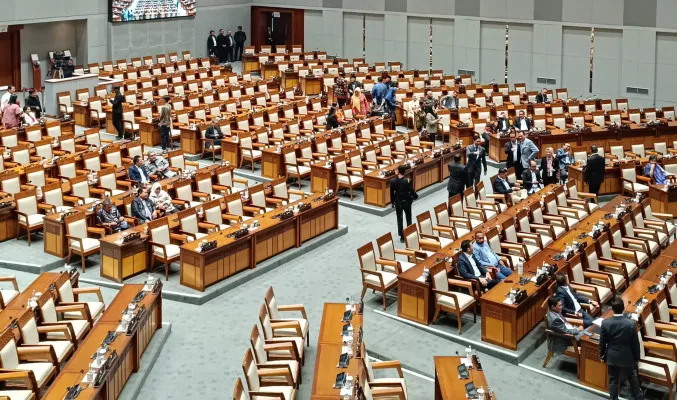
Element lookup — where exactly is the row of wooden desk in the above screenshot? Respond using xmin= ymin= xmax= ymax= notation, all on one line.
xmin=487 ymin=122 xmax=677 ymax=163
xmin=43 ymin=283 xmax=162 ymax=400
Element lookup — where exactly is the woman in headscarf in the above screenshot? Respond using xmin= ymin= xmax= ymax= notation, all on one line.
xmin=149 ymin=182 xmax=180 ymax=214
xmin=351 ymin=88 xmax=369 ymax=119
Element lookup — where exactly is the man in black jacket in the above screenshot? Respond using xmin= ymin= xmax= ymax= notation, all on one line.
xmin=600 ymin=296 xmax=643 ymax=400
xmin=584 ymin=145 xmax=606 ymax=196
xmin=234 ymin=26 xmax=247 ymax=61
xmin=207 ymin=30 xmax=218 ymax=57
xmin=555 ymin=273 xmax=597 ymax=328
xmin=494 ymin=111 xmax=511 ymax=132
xmin=492 ymin=168 xmax=517 ymax=194
xmin=24 ymin=90 xmax=42 ymax=118
xmin=447 ymin=155 xmax=466 ymax=199
xmin=390 ymin=165 xmax=418 ymax=242
xmin=536 ymin=88 xmax=550 ymax=104
xmin=457 ymin=240 xmax=498 ymax=290
xmin=216 ymin=29 xmax=227 ymax=64
xmin=225 ymin=31 xmax=235 ymax=62
xmin=109 ymin=86 xmax=125 ymax=139
xmin=205 ymin=119 xmax=224 ymax=148
xmin=521 ymin=160 xmax=543 ymax=194
xmin=466 ymin=135 xmax=487 ymax=187
xmin=504 ymin=130 xmax=521 ymax=176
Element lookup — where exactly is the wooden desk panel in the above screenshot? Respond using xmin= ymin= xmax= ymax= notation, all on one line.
xmin=311 ymin=163 xmax=335 ymax=194
xmin=650 ymin=184 xmax=677 ymax=217
xmin=43 ymin=284 xmax=162 ymax=400
xmin=281 ymin=71 xmax=299 ymax=90
xmin=261 ymin=148 xmax=285 ymax=179
xmin=180 ymin=194 xmax=338 ymax=291
xmin=100 ymin=237 xmax=148 ymax=283
xmin=180 ymin=127 xmax=200 ymax=155
xmin=568 ymin=165 xmax=621 ymax=196
xmin=0 ymin=206 xmax=17 ymax=244
xmin=138 ymin=120 xmax=161 ymax=147
xmin=300 ymin=77 xmax=321 ymax=96
xmin=242 ymin=55 xmax=260 ymax=74
xmin=434 ymin=356 xmax=492 ymax=400
xmin=488 ymin=133 xmax=509 ymax=162
xmin=73 ymin=102 xmax=91 ymax=127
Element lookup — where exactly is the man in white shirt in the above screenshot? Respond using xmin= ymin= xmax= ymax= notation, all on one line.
xmin=514 ymin=110 xmax=532 ymax=132
xmin=0 ymin=85 xmax=16 ymax=113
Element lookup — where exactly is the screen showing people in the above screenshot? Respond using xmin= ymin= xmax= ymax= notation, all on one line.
xmin=110 ymin=0 xmax=196 ymax=23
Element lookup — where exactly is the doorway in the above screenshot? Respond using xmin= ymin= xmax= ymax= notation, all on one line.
xmin=251 ymin=7 xmax=304 ymax=52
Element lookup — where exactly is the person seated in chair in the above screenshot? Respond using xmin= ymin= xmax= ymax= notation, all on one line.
xmin=129 ymin=155 xmax=152 ymax=185
xmin=644 ymin=155 xmax=673 ymax=184
xmin=149 ymin=182 xmax=181 ymax=215
xmin=492 ymin=167 xmax=520 ymax=194
xmin=521 ymin=160 xmax=543 ymax=194
xmin=97 ymin=198 xmax=130 ymax=233
xmin=145 ymin=152 xmax=175 ymax=179
xmin=131 ymin=186 xmax=161 ymax=223
xmin=546 ymin=295 xmax=584 ymax=356
xmin=555 ymin=273 xmax=597 ymax=328
xmin=494 ymin=111 xmax=511 ymax=132
xmin=205 ymin=118 xmax=224 ymax=148
xmin=472 ymin=231 xmax=513 ymax=280
xmin=457 ymin=239 xmax=499 ymax=291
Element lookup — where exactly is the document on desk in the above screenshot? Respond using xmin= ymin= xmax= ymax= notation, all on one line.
xmin=502 ymin=298 xmax=514 ymax=305
xmin=592 ymin=318 xmax=604 ymax=327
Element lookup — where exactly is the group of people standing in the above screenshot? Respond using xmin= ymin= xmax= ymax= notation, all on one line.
xmin=207 ymin=27 xmax=247 ymax=64
xmin=333 ymin=73 xmax=398 ymax=121
xmin=1 ymin=86 xmax=43 ymax=128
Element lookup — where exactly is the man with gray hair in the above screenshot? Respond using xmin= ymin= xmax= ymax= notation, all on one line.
xmin=145 ymin=152 xmax=175 ymax=178
xmin=97 ymin=198 xmax=130 ymax=233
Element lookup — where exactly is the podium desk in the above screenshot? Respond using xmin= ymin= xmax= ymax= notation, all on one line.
xmin=73 ymin=101 xmax=91 ymax=127
xmin=567 ymin=164 xmax=622 ymax=196
xmin=448 ymin=124 xmax=475 ymax=146
xmin=139 ymin=120 xmax=161 ymax=147
xmin=311 ymin=161 xmax=335 ymax=194
xmin=261 ymin=147 xmax=286 ymax=179
xmin=0 ymin=202 xmax=16 ymax=244
xmin=220 ymin=137 xmax=241 ymax=167
xmin=300 ymin=76 xmax=322 ymax=96
xmin=100 ymin=232 xmax=149 ymax=283
xmin=311 ymin=303 xmax=365 ymax=399
xmin=488 ymin=133 xmax=509 ymax=162
xmin=281 ymin=70 xmax=299 ymax=90
xmin=434 ymin=356 xmax=493 ymax=400
xmin=261 ymin=63 xmax=280 ymax=80
xmin=650 ymin=184 xmax=677 ymax=216
xmin=180 ymin=193 xmax=338 ymax=291
xmin=43 ymin=284 xmax=162 ymax=400
xmin=242 ymin=55 xmax=260 ymax=74
xmin=180 ymin=126 xmax=201 ymax=155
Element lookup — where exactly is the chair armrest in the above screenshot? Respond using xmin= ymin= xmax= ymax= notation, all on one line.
xmin=277 ymin=304 xmax=308 ymax=319
xmin=72 ymin=287 xmax=104 ymax=303
xmin=270 ymin=320 xmax=303 ymax=336
xmin=371 ymin=360 xmax=404 ymax=378
xmin=36 ymin=324 xmax=73 ymax=342
xmin=16 ymin=345 xmax=58 ymax=366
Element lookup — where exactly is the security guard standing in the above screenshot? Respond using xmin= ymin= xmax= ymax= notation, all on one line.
xmin=390 ymin=165 xmax=418 ymax=242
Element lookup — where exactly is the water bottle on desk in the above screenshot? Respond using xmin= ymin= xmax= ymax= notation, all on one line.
xmin=517 ymin=258 xmax=524 ymax=276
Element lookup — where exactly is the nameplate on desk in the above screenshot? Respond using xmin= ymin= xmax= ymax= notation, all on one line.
xmin=333 ymin=372 xmax=347 ymax=388
xmin=338 ymin=352 xmax=349 ymax=368
xmin=342 ymin=309 xmax=353 ymax=322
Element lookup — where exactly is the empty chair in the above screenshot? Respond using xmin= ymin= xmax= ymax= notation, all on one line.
xmin=0 ymin=328 xmax=57 ymax=393
xmin=65 ymin=212 xmax=104 ymax=273
xmin=430 ymin=262 xmax=478 ymax=334
xmin=357 ymin=242 xmax=398 ymax=310
xmin=148 ymin=217 xmax=182 ymax=280
xmin=264 ymin=287 xmax=310 ymax=347
xmin=375 ymin=232 xmax=416 ymax=274
xmin=241 ymin=348 xmax=296 ymax=400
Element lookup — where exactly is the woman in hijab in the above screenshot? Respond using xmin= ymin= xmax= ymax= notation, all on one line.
xmin=149 ymin=182 xmax=180 ymax=214
xmin=351 ymin=88 xmax=369 ymax=119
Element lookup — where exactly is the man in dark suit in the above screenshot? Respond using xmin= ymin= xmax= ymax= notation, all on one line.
xmin=128 ymin=155 xmax=151 ymax=184
xmin=216 ymin=29 xmax=227 ymax=64
xmin=447 ymin=155 xmax=466 ymax=199
xmin=109 ymin=86 xmax=125 ymax=139
xmin=456 ymin=240 xmax=498 ymax=290
xmin=234 ymin=26 xmax=247 ymax=61
xmin=466 ymin=135 xmax=487 ymax=187
xmin=492 ymin=168 xmax=518 ymax=194
xmin=585 ymin=145 xmax=606 ymax=196
xmin=504 ymin=130 xmax=521 ymax=176
xmin=205 ymin=119 xmax=224 ymax=148
xmin=546 ymin=296 xmax=584 ymax=356
xmin=207 ymin=30 xmax=218 ymax=57
xmin=600 ymin=296 xmax=643 ymax=400
xmin=521 ymin=160 xmax=543 ymax=194
xmin=555 ymin=273 xmax=597 ymax=328
xmin=225 ymin=31 xmax=235 ymax=62
xmin=536 ymin=88 xmax=550 ymax=104
xmin=390 ymin=165 xmax=418 ymax=242
xmin=131 ymin=186 xmax=161 ymax=224
xmin=514 ymin=110 xmax=533 ymax=132
xmin=494 ymin=111 xmax=511 ymax=132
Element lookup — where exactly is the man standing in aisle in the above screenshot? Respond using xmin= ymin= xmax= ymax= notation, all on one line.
xmin=518 ymin=131 xmax=539 ymax=173
xmin=584 ymin=145 xmax=605 ymax=196
xmin=158 ymin=96 xmax=172 ymax=153
xmin=599 ymin=296 xmax=644 ymax=400
xmin=207 ymin=30 xmax=218 ymax=57
xmin=0 ymin=85 xmax=16 ymax=113
xmin=505 ymin=130 xmax=522 ymax=177
xmin=466 ymin=135 xmax=487 ymax=187
xmin=225 ymin=30 xmax=235 ymax=62
xmin=234 ymin=26 xmax=247 ymax=61
xmin=447 ymin=155 xmax=466 ymax=199
xmin=390 ymin=165 xmax=418 ymax=243
xmin=216 ymin=29 xmax=227 ymax=64
xmin=109 ymin=86 xmax=125 ymax=139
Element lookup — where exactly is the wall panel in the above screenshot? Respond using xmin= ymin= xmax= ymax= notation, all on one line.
xmin=322 ymin=10 xmax=343 ymax=56
xmin=407 ymin=17 xmax=430 ymax=70
xmin=656 ymin=33 xmax=677 ymax=107
xmin=561 ymin=26 xmax=591 ymax=98
xmin=622 ymin=29 xmax=656 ymax=107
xmin=453 ymin=19 xmax=480 ymax=78
xmin=591 ymin=29 xmax=622 ymax=100
xmin=304 ymin=10 xmax=323 ymax=51
xmin=365 ymin=14 xmax=385 ymax=63
xmin=479 ymin=22 xmax=506 ymax=83
xmin=384 ymin=14 xmax=406 ymax=66
xmin=507 ymin=24 xmax=533 ymax=85
xmin=432 ymin=18 xmax=454 ymax=71
xmin=342 ymin=13 xmax=364 ymax=60
xmin=532 ymin=24 xmax=562 ymax=89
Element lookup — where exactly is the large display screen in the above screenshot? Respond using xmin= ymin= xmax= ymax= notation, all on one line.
xmin=110 ymin=0 xmax=196 ymax=23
